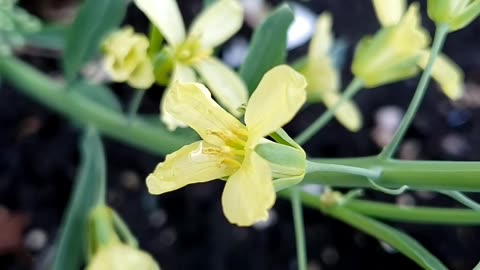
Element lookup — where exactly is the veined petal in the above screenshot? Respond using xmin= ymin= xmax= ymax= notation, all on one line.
xmin=245 ymin=65 xmax=307 ymax=143
xmin=222 ymin=152 xmax=275 ymax=226
xmin=323 ymin=91 xmax=363 ymax=132
xmin=146 ymin=141 xmax=236 ymax=194
xmin=134 ymin=0 xmax=186 ymax=46
xmin=308 ymin=12 xmax=333 ymax=61
xmin=127 ymin=58 xmax=155 ymax=89
xmin=160 ymin=64 xmax=196 ymax=131
xmin=417 ymin=50 xmax=464 ymax=100
xmin=194 ymin=57 xmax=248 ymax=116
xmin=165 ymin=82 xmax=246 ymax=146
xmin=189 ymin=0 xmax=243 ymax=48
xmin=372 ymin=0 xmax=406 ymax=26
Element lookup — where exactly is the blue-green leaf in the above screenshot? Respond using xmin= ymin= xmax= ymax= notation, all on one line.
xmin=239 ymin=4 xmax=294 ymax=93
xmin=51 ymin=128 xmax=106 ymax=270
xmin=63 ymin=0 xmax=126 ymax=82
xmin=71 ymin=80 xmax=122 ymax=113
xmin=23 ymin=24 xmax=66 ymax=51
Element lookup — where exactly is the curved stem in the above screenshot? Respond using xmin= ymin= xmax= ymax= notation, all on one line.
xmin=306 ymin=160 xmax=381 ymax=179
xmin=379 ymin=24 xmax=450 ymax=159
xmin=295 ymin=77 xmax=363 ymax=145
xmin=0 ymin=56 xmax=195 ymax=155
xmin=290 ymin=187 xmax=307 ymax=270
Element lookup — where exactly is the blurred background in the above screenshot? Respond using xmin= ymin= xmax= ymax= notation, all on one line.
xmin=2 ymin=0 xmax=480 ymax=269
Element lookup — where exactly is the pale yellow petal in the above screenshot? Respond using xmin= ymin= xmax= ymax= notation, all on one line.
xmin=245 ymin=65 xmax=307 ymax=142
xmin=160 ymin=64 xmax=196 ymax=131
xmin=308 ymin=12 xmax=333 ymax=61
xmin=165 ymin=82 xmax=246 ymax=146
xmin=146 ymin=141 xmax=236 ymax=194
xmin=301 ymin=56 xmax=340 ymax=101
xmin=134 ymin=0 xmax=186 ymax=46
xmin=417 ymin=51 xmax=464 ymax=100
xmin=194 ymin=57 xmax=248 ymax=116
xmin=127 ymin=58 xmax=155 ymax=89
xmin=372 ymin=0 xmax=406 ymax=26
xmin=323 ymin=91 xmax=363 ymax=132
xmin=221 ymin=152 xmax=275 ymax=226
xmin=189 ymin=0 xmax=243 ymax=48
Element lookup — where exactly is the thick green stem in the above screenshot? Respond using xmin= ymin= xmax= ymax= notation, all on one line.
xmin=306 ymin=157 xmax=480 ymax=191
xmin=290 ymin=187 xmax=307 ymax=270
xmin=306 ymin=160 xmax=381 ymax=179
xmin=0 ymin=57 xmax=194 ymax=155
xmin=379 ymin=24 xmax=450 ymax=159
xmin=295 ymin=77 xmax=363 ymax=145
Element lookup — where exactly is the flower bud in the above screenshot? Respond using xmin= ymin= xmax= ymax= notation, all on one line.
xmin=86 ymin=243 xmax=160 ymax=270
xmin=352 ymin=4 xmax=429 ymax=88
xmin=102 ymin=27 xmax=154 ymax=89
xmin=427 ymin=0 xmax=480 ymax=32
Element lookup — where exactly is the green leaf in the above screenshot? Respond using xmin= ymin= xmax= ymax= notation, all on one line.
xmin=23 ymin=24 xmax=66 ymax=50
xmin=71 ymin=80 xmax=122 ymax=112
xmin=63 ymin=0 xmax=126 ymax=82
xmin=327 ymin=206 xmax=448 ymax=270
xmin=51 ymin=128 xmax=106 ymax=270
xmin=239 ymin=4 xmax=293 ymax=93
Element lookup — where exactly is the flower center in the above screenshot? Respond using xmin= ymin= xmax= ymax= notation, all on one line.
xmin=173 ymin=36 xmax=212 ymax=65
xmin=205 ymin=127 xmax=249 ymax=169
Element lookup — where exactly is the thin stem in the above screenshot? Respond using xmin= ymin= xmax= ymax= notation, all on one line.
xmin=343 ymin=199 xmax=480 ymax=225
xmin=440 ymin=191 xmax=480 ymax=211
xmin=290 ymin=187 xmax=307 ymax=270
xmin=95 ymin=129 xmax=107 ymax=205
xmin=306 ymin=160 xmax=381 ymax=179
xmin=127 ymin=90 xmax=146 ymax=123
xmin=379 ymin=24 xmax=450 ymax=159
xmin=295 ymin=77 xmax=363 ymax=145
xmin=112 ymin=211 xmax=139 ymax=248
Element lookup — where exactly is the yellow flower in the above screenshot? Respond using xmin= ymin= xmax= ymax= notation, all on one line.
xmin=352 ymin=3 xmax=429 ymax=88
xmin=102 ymin=27 xmax=154 ymax=89
xmin=146 ymin=65 xmax=307 ymax=226
xmin=86 ymin=243 xmax=160 ymax=270
xmin=427 ymin=0 xmax=480 ymax=31
xmin=371 ymin=0 xmax=464 ymax=99
xmin=299 ymin=12 xmax=362 ymax=132
xmin=134 ymin=0 xmax=248 ymax=130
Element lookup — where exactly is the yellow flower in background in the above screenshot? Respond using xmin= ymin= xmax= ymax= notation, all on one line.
xmin=371 ymin=0 xmax=464 ymax=99
xmin=352 ymin=3 xmax=429 ymax=88
xmin=299 ymin=12 xmax=362 ymax=132
xmin=86 ymin=243 xmax=160 ymax=270
xmin=427 ymin=0 xmax=480 ymax=32
xmin=146 ymin=65 xmax=307 ymax=226
xmin=134 ymin=0 xmax=248 ymax=131
xmin=102 ymin=27 xmax=154 ymax=89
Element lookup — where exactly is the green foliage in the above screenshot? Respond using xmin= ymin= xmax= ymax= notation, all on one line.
xmin=23 ymin=24 xmax=66 ymax=51
xmin=63 ymin=0 xmax=126 ymax=82
xmin=239 ymin=4 xmax=293 ymax=93
xmin=71 ymin=80 xmax=122 ymax=113
xmin=0 ymin=0 xmax=41 ymax=55
xmin=51 ymin=128 xmax=106 ymax=270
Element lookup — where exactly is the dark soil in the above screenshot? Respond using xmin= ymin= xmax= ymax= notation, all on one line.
xmin=2 ymin=0 xmax=480 ymax=269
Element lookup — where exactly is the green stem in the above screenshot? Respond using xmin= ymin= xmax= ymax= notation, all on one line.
xmin=379 ymin=24 xmax=450 ymax=159
xmin=0 ymin=56 xmax=194 ymax=155
xmin=112 ymin=211 xmax=139 ymax=248
xmin=306 ymin=160 xmax=381 ymax=179
xmin=127 ymin=90 xmax=146 ymax=123
xmin=295 ymin=77 xmax=363 ymax=145
xmin=440 ymin=191 xmax=480 ymax=211
xmin=343 ymin=199 xmax=480 ymax=225
xmin=306 ymin=157 xmax=480 ymax=191
xmin=290 ymin=187 xmax=307 ymax=270
xmin=92 ymin=127 xmax=107 ymax=205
